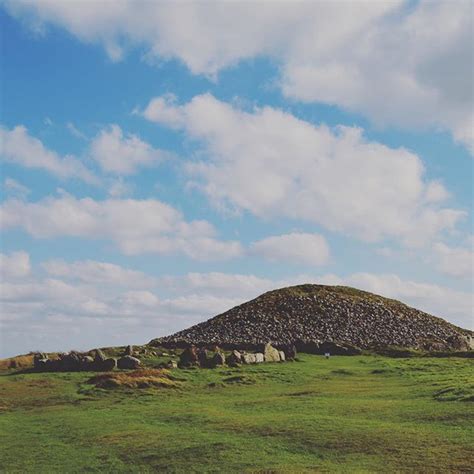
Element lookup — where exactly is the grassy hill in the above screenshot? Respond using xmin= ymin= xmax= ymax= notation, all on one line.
xmin=1 ymin=353 xmax=473 ymax=472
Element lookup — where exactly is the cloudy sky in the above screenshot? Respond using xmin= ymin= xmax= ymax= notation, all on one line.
xmin=0 ymin=0 xmax=472 ymax=358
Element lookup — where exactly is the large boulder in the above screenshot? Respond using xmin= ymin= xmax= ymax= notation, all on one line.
xmin=197 ymin=348 xmax=211 ymax=367
xmin=255 ymin=353 xmax=264 ymax=363
xmin=242 ymin=353 xmax=256 ymax=364
xmin=179 ymin=346 xmax=199 ymax=367
xmin=227 ymin=350 xmax=242 ymax=367
xmin=95 ymin=358 xmax=117 ymax=371
xmin=60 ymin=352 xmax=82 ymax=371
xmin=33 ymin=353 xmax=48 ymax=370
xmin=93 ymin=349 xmax=107 ymax=362
xmin=282 ymin=344 xmax=297 ymax=360
xmin=34 ymin=357 xmax=50 ymax=371
xmin=210 ymin=351 xmax=226 ymax=368
xmin=80 ymin=356 xmax=94 ymax=370
xmin=117 ymin=356 xmax=141 ymax=370
xmin=263 ymin=343 xmax=280 ymax=362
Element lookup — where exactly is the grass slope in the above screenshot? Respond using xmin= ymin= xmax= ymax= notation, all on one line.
xmin=0 ymin=355 xmax=473 ymax=473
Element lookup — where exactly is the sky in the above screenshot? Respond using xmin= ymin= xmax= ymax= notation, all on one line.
xmin=0 ymin=0 xmax=472 ymax=358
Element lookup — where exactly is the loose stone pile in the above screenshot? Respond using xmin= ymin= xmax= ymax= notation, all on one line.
xmin=151 ymin=284 xmax=473 ymax=352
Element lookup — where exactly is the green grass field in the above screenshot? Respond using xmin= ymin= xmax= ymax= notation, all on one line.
xmin=0 ymin=354 xmax=473 ymax=473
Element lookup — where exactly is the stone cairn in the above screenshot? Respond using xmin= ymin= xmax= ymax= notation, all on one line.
xmin=151 ymin=284 xmax=473 ymax=353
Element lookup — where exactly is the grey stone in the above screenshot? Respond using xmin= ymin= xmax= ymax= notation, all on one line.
xmin=117 ymin=355 xmax=141 ymax=370
xmin=227 ymin=350 xmax=242 ymax=367
xmin=242 ymin=353 xmax=256 ymax=364
xmin=93 ymin=349 xmax=106 ymax=362
xmin=179 ymin=346 xmax=199 ymax=367
xmin=211 ymin=351 xmax=226 ymax=367
xmin=263 ymin=343 xmax=280 ymax=362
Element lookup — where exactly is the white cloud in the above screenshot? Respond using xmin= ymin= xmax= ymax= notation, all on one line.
xmin=107 ymin=178 xmax=133 ymax=197
xmin=250 ymin=232 xmax=330 ymax=266
xmin=1 ymin=257 xmax=472 ymax=357
xmin=5 ymin=1 xmax=472 ymax=151
xmin=66 ymin=122 xmax=87 ymax=140
xmin=3 ymin=178 xmax=31 ymax=200
xmin=433 ymin=242 xmax=473 ymax=279
xmin=0 ymin=194 xmax=243 ymax=260
xmin=160 ymin=272 xmax=276 ymax=299
xmin=144 ymin=93 xmax=464 ymax=247
xmin=0 ymin=125 xmax=97 ymax=183
xmin=42 ymin=259 xmax=156 ymax=288
xmin=0 ymin=251 xmax=31 ymax=279
xmin=89 ymin=124 xmax=167 ymax=175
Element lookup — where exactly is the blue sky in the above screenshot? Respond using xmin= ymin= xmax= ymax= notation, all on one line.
xmin=0 ymin=1 xmax=472 ymax=358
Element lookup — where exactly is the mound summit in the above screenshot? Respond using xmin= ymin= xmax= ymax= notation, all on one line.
xmin=151 ymin=284 xmax=473 ymax=353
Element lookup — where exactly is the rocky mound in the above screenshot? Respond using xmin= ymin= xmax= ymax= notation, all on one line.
xmin=151 ymin=284 xmax=473 ymax=352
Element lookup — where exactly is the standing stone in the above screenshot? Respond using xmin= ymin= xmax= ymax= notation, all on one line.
xmin=211 ymin=351 xmax=226 ymax=367
xmin=34 ymin=355 xmax=49 ymax=371
xmin=242 ymin=353 xmax=257 ymax=364
xmin=263 ymin=343 xmax=280 ymax=362
xmin=101 ymin=358 xmax=117 ymax=371
xmin=227 ymin=350 xmax=242 ymax=367
xmin=255 ymin=353 xmax=264 ymax=363
xmin=117 ymin=355 xmax=141 ymax=370
xmin=278 ymin=351 xmax=286 ymax=362
xmin=283 ymin=344 xmax=297 ymax=360
xmin=198 ymin=348 xmax=210 ymax=367
xmin=124 ymin=345 xmax=134 ymax=356
xmin=60 ymin=352 xmax=82 ymax=371
xmin=80 ymin=356 xmax=94 ymax=370
xmin=93 ymin=349 xmax=106 ymax=362
xmin=93 ymin=357 xmax=116 ymax=371
xmin=179 ymin=346 xmax=199 ymax=367
xmin=33 ymin=353 xmax=48 ymax=370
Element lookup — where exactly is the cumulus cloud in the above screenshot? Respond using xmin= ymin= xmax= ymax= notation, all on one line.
xmin=250 ymin=233 xmax=330 ymax=266
xmin=159 ymin=270 xmax=473 ymax=329
xmin=1 ymin=255 xmax=472 ymax=357
xmin=144 ymin=93 xmax=464 ymax=247
xmin=107 ymin=178 xmax=133 ymax=198
xmin=0 ymin=195 xmax=243 ymax=260
xmin=3 ymin=178 xmax=31 ymax=200
xmin=0 ymin=251 xmax=31 ymax=279
xmin=42 ymin=259 xmax=157 ymax=288
xmin=0 ymin=258 xmax=246 ymax=356
xmin=89 ymin=124 xmax=167 ymax=175
xmin=0 ymin=125 xmax=97 ymax=183
xmin=4 ymin=1 xmax=472 ymax=150
xmin=432 ymin=242 xmax=473 ymax=279
xmin=66 ymin=122 xmax=87 ymax=140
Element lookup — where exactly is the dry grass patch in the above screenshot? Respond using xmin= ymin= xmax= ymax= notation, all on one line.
xmin=87 ymin=369 xmax=179 ymax=389
xmin=0 ymin=354 xmax=34 ymax=371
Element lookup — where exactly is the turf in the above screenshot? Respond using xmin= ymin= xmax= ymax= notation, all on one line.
xmin=0 ymin=354 xmax=473 ymax=473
